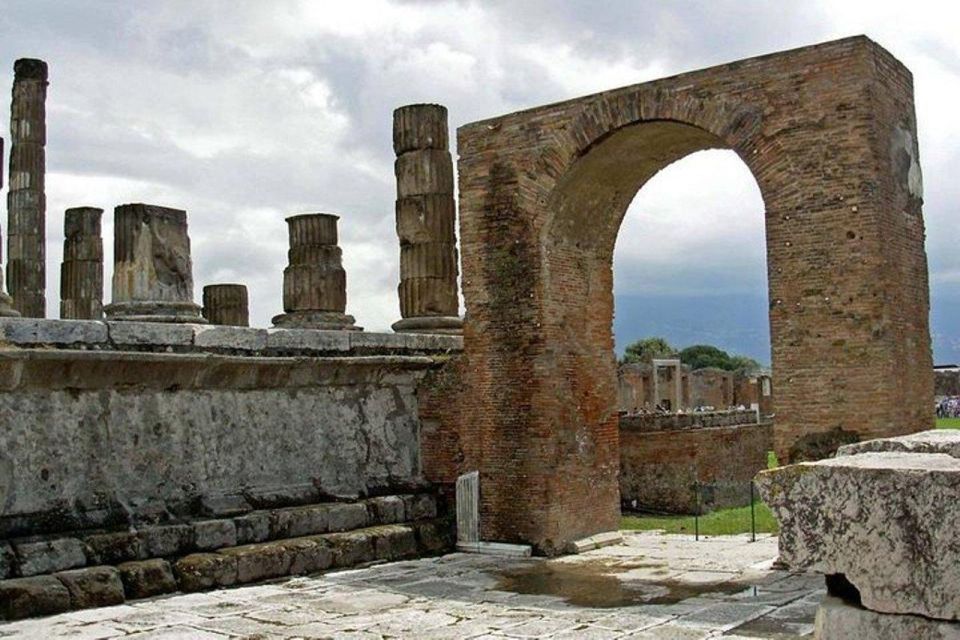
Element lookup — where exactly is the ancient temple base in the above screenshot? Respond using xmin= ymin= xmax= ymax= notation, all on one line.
xmin=104 ymin=301 xmax=206 ymax=324
xmin=391 ymin=316 xmax=462 ymax=335
xmin=272 ymin=310 xmax=361 ymax=331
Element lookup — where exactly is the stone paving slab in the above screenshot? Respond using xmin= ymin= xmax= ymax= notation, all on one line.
xmin=0 ymin=532 xmax=823 ymax=639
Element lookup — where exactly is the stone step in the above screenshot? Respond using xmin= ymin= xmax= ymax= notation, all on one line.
xmin=2 ymin=493 xmax=439 ymax=581
xmin=0 ymin=518 xmax=453 ymax=621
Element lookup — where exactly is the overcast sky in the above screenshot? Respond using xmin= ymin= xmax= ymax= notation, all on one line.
xmin=0 ymin=0 xmax=957 ymax=334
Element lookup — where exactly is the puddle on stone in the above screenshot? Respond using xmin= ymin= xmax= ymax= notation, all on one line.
xmin=493 ymin=560 xmax=754 ymax=608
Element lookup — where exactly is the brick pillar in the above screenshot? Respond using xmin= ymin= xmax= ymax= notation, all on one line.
xmin=390 ymin=104 xmax=462 ymax=335
xmin=271 ymin=213 xmax=360 ymax=330
xmin=59 ymin=207 xmax=103 ymax=320
xmin=104 ymin=203 xmax=205 ymax=323
xmin=7 ymin=58 xmax=48 ymax=317
xmin=202 ymin=284 xmax=249 ymax=327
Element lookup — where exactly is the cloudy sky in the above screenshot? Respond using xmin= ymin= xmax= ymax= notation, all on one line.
xmin=0 ymin=1 xmax=957 ymax=354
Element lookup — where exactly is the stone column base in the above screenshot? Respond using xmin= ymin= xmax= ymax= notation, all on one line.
xmin=391 ymin=316 xmax=462 ymax=335
xmin=272 ymin=311 xmax=362 ymax=331
xmin=104 ymin=301 xmax=207 ymax=324
xmin=0 ymin=292 xmax=20 ymax=318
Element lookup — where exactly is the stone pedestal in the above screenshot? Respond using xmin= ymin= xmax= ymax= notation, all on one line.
xmin=7 ymin=58 xmax=48 ymax=317
xmin=104 ymin=203 xmax=205 ymax=323
xmin=60 ymin=207 xmax=103 ymax=320
xmin=390 ymin=104 xmax=461 ymax=335
xmin=271 ymin=214 xmax=359 ymax=331
xmin=202 ymin=284 xmax=249 ymax=327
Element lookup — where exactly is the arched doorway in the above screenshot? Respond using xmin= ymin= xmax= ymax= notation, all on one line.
xmin=455 ymin=36 xmax=932 ymax=554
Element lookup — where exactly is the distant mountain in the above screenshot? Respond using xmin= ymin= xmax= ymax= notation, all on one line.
xmin=614 ymin=293 xmax=960 ymax=367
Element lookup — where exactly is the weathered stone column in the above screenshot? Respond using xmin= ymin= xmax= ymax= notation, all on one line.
xmin=7 ymin=58 xmax=48 ymax=317
xmin=60 ymin=207 xmax=103 ymax=319
xmin=272 ymin=213 xmax=359 ymax=330
xmin=391 ymin=104 xmax=462 ymax=334
xmin=202 ymin=284 xmax=249 ymax=326
xmin=104 ymin=203 xmax=205 ymax=323
xmin=0 ymin=136 xmax=18 ymax=317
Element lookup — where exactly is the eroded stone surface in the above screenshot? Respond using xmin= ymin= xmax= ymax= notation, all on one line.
xmin=815 ymin=595 xmax=960 ymax=640
xmin=757 ymin=451 xmax=960 ymax=620
xmin=13 ymin=539 xmax=86 ymax=577
xmin=837 ymin=429 xmax=960 ymax=459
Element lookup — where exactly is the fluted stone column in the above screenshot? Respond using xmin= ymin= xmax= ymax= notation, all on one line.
xmin=203 ymin=284 xmax=249 ymax=326
xmin=104 ymin=203 xmax=205 ymax=323
xmin=272 ymin=213 xmax=359 ymax=330
xmin=7 ymin=58 xmax=48 ymax=317
xmin=391 ymin=104 xmax=462 ymax=335
xmin=60 ymin=207 xmax=103 ymax=319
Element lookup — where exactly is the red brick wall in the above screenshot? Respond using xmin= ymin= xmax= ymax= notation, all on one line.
xmin=455 ymin=36 xmax=933 ymax=552
xmin=620 ymin=417 xmax=773 ymax=514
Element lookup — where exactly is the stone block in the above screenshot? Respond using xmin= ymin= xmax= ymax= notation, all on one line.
xmin=325 ymin=531 xmax=376 ymax=568
xmin=0 ymin=576 xmax=71 ymax=620
xmin=265 ymin=328 xmax=350 ymax=353
xmin=0 ymin=543 xmax=15 ymax=579
xmin=13 ymin=538 xmax=87 ymax=577
xmin=200 ymin=493 xmax=251 ymax=518
xmin=815 ymin=595 xmax=960 ymax=639
xmin=367 ymin=495 xmax=405 ymax=525
xmin=371 ymin=525 xmax=419 ymax=561
xmin=193 ymin=325 xmax=267 ymax=352
xmin=349 ymin=332 xmax=408 ymax=352
xmin=757 ymin=451 xmax=960 ymax=620
xmin=0 ymin=318 xmax=108 ymax=346
xmin=326 ymin=502 xmax=368 ymax=532
xmin=403 ymin=494 xmax=438 ymax=521
xmin=173 ymin=553 xmax=238 ymax=593
xmin=415 ymin=520 xmax=454 ymax=555
xmin=217 ymin=541 xmax=292 ymax=584
xmin=402 ymin=333 xmax=463 ymax=353
xmin=54 ymin=566 xmax=125 ymax=609
xmin=83 ymin=531 xmax=142 ymax=565
xmin=106 ymin=321 xmax=195 ymax=348
xmin=139 ymin=524 xmax=195 ymax=558
xmin=838 ymin=429 xmax=960 ymax=459
xmin=272 ymin=505 xmax=328 ymax=539
xmin=117 ymin=559 xmax=177 ymax=599
xmin=234 ymin=512 xmax=271 ymax=545
xmin=194 ymin=519 xmax=237 ymax=551
xmin=243 ymin=483 xmax=318 ymax=509
xmin=282 ymin=538 xmax=333 ymax=575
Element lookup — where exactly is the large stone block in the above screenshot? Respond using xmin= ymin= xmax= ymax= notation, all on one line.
xmin=815 ymin=595 xmax=960 ymax=639
xmin=139 ymin=524 xmax=195 ymax=558
xmin=54 ymin=566 xmax=125 ymax=609
xmin=838 ymin=429 xmax=960 ymax=458
xmin=217 ymin=541 xmax=291 ymax=583
xmin=117 ymin=559 xmax=177 ymax=599
xmin=13 ymin=538 xmax=87 ymax=577
xmin=83 ymin=531 xmax=142 ymax=565
xmin=272 ymin=505 xmax=329 ymax=539
xmin=173 ymin=553 xmax=238 ymax=592
xmin=0 ymin=543 xmax=15 ymax=579
xmin=193 ymin=519 xmax=237 ymax=551
xmin=757 ymin=449 xmax=960 ymax=620
xmin=0 ymin=318 xmax=107 ymax=345
xmin=326 ymin=502 xmax=368 ymax=532
xmin=0 ymin=576 xmax=71 ymax=620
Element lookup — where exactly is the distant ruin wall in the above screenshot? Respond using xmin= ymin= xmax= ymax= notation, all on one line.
xmin=619 ymin=412 xmax=772 ymax=514
xmin=0 ymin=319 xmax=462 ymax=538
xmin=935 ymin=369 xmax=960 ymax=397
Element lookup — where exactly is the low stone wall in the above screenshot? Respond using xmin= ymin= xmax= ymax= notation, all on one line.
xmin=619 ymin=412 xmax=772 ymax=514
xmin=0 ymin=319 xmax=462 ymax=538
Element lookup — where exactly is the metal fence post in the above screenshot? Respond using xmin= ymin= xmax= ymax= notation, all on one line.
xmin=750 ymin=481 xmax=756 ymax=543
xmin=694 ymin=481 xmax=700 ymax=541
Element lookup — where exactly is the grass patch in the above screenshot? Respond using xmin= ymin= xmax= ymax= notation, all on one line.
xmin=937 ymin=417 xmax=960 ymax=430
xmin=621 ymin=502 xmax=779 ymax=536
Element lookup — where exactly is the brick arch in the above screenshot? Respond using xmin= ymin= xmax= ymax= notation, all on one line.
xmin=454 ymin=36 xmax=933 ymax=554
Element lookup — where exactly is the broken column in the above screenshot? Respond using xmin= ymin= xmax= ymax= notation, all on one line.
xmin=7 ymin=58 xmax=48 ymax=317
xmin=271 ymin=213 xmax=359 ymax=330
xmin=104 ymin=203 xmax=205 ymax=323
xmin=59 ymin=207 xmax=103 ymax=320
xmin=202 ymin=284 xmax=249 ymax=327
xmin=390 ymin=104 xmax=462 ymax=335
xmin=0 ymin=136 xmax=18 ymax=317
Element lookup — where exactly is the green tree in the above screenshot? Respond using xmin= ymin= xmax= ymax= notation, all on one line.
xmin=679 ymin=344 xmax=732 ymax=370
xmin=728 ymin=354 xmax=762 ymax=374
xmin=621 ymin=337 xmax=676 ymax=364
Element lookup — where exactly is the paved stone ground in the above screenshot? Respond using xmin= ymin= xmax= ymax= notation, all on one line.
xmin=0 ymin=532 xmax=824 ymax=639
